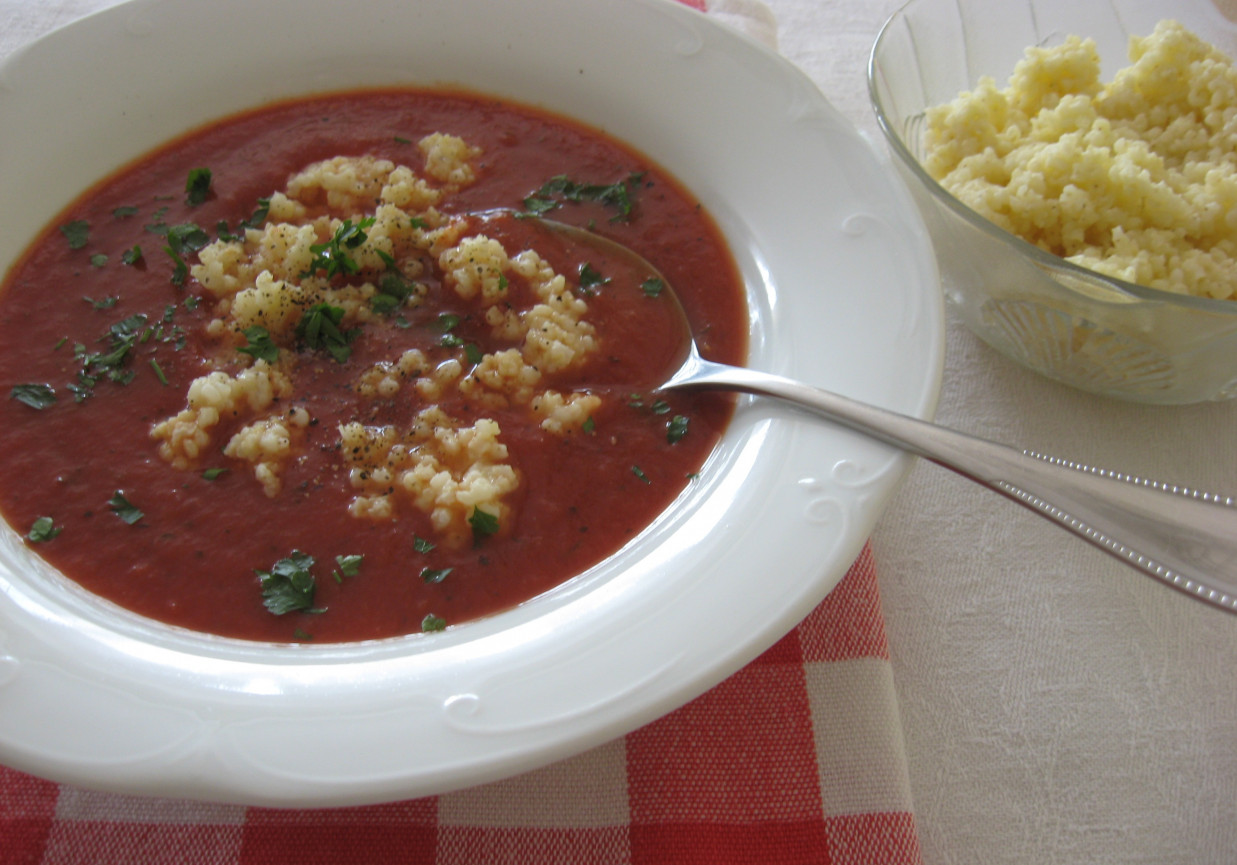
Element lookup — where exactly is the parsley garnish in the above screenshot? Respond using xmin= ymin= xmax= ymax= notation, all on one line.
xmin=59 ymin=220 xmax=90 ymax=250
xmin=523 ymin=173 xmax=641 ymax=221
xmin=149 ymin=359 xmax=168 ymax=385
xmin=667 ymin=414 xmax=690 ymax=444
xmin=202 ymin=467 xmax=229 ymax=480
xmin=413 ymin=537 xmax=435 ymax=554
xmin=70 ymin=313 xmax=149 ymax=400
xmin=240 ymin=197 xmax=271 ymax=230
xmin=421 ymin=613 xmax=447 ymax=632
xmin=420 ymin=567 xmax=453 ymax=584
xmin=84 ymin=296 xmax=118 ymax=310
xmin=303 ymin=217 xmax=374 ymax=279
xmin=296 ymin=303 xmax=356 ymax=363
xmin=90 ymin=253 xmax=108 ymax=268
xmin=257 ymin=550 xmax=324 ymax=616
xmin=162 ymin=222 xmax=210 ymax=286
xmin=641 ymin=277 xmax=665 ymax=298
xmin=144 ymin=206 xmax=171 ymax=235
xmin=238 ymin=325 xmax=280 ymax=363
xmin=371 ymin=254 xmax=417 ymax=315
xmin=468 ymin=506 xmax=500 ymax=542
xmin=333 ymin=554 xmax=363 ymax=582
xmin=11 ymin=383 xmax=56 ymax=410
xmin=433 ymin=313 xmax=464 ymax=348
xmin=578 ymin=263 xmax=609 ymax=294
xmin=164 ymin=222 xmax=210 ymax=250
xmin=27 ymin=516 xmax=61 ymax=543
xmin=112 ymin=206 xmax=140 ymax=219
xmin=185 ymin=167 xmax=212 ymax=206
xmin=108 ymin=490 xmax=144 ymax=525
xmin=631 ymin=465 xmax=651 ymax=484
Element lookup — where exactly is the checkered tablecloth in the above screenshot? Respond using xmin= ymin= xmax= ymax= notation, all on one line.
xmin=0 ymin=2 xmax=920 ymax=862
xmin=1 ymin=543 xmax=918 ymax=865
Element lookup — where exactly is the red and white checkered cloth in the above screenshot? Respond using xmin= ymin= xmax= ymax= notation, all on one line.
xmin=0 ymin=546 xmax=920 ymax=865
xmin=0 ymin=2 xmax=920 ymax=862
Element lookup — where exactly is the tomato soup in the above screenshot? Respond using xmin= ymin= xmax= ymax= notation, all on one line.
xmin=0 ymin=89 xmax=746 ymax=642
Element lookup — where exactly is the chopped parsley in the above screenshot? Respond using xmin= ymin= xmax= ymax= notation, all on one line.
xmin=149 ymin=359 xmax=168 ymax=385
xmin=578 ymin=263 xmax=608 ymax=294
xmin=420 ymin=567 xmax=453 ymax=584
xmin=421 ymin=613 xmax=447 ymax=632
xmin=522 ymin=173 xmax=641 ymax=221
xmin=667 ymin=414 xmax=690 ymax=444
xmin=144 ymin=205 xmax=171 ymax=232
xmin=70 ymin=313 xmax=149 ymax=400
xmin=165 ymin=222 xmax=210 ymax=251
xmin=413 ymin=537 xmax=436 ymax=554
xmin=201 ymin=467 xmax=229 ymax=480
xmin=257 ymin=550 xmax=323 ymax=616
xmin=238 ymin=325 xmax=280 ymax=363
xmin=112 ymin=205 xmax=140 ymax=219
xmin=641 ymin=277 xmax=665 ymax=298
xmin=107 ymin=490 xmax=144 ymax=525
xmin=433 ymin=313 xmax=464 ymax=348
xmin=90 ymin=253 xmax=108 ymax=268
xmin=27 ymin=516 xmax=61 ymax=543
xmin=333 ymin=554 xmax=363 ymax=582
xmin=371 ymin=258 xmax=417 ymax=315
xmin=468 ymin=506 xmax=500 ymax=542
xmin=631 ymin=465 xmax=651 ymax=484
xmin=59 ymin=220 xmax=90 ymax=250
xmin=239 ymin=197 xmax=271 ymax=231
xmin=303 ymin=216 xmax=374 ymax=279
xmin=296 ymin=303 xmax=356 ymax=363
xmin=84 ymin=296 xmax=118 ymax=310
xmin=365 ymin=250 xmax=420 ymax=316
xmin=161 ymin=222 xmax=210 ymax=286
xmin=185 ymin=167 xmax=212 ymax=206
xmin=10 ymin=383 xmax=56 ymax=410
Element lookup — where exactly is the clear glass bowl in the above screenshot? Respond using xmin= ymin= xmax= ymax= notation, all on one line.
xmin=868 ymin=0 xmax=1237 ymax=404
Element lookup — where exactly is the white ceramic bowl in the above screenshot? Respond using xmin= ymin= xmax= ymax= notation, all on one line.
xmin=0 ymin=0 xmax=942 ymax=805
xmin=870 ymin=0 xmax=1237 ymax=404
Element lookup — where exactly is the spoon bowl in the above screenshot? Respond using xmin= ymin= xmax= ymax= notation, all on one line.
xmin=525 ymin=215 xmax=1237 ymax=615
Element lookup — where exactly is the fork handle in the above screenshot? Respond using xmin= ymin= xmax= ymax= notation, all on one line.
xmin=677 ymin=361 xmax=1237 ymax=612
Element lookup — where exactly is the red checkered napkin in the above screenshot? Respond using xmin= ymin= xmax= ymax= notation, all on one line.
xmin=0 ymin=2 xmax=921 ymax=863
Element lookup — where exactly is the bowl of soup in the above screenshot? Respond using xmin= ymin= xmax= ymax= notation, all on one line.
xmin=0 ymin=0 xmax=942 ymax=805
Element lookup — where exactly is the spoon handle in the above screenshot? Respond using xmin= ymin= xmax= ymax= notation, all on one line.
xmin=673 ymin=360 xmax=1237 ymax=612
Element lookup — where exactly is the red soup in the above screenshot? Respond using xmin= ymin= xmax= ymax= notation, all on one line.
xmin=0 ymin=89 xmax=746 ymax=643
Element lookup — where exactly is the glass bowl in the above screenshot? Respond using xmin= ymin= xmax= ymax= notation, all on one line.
xmin=869 ymin=0 xmax=1237 ymax=404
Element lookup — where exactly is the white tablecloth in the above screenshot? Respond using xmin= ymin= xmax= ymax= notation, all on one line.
xmin=3 ymin=1 xmax=1237 ymax=863
xmin=772 ymin=2 xmax=1237 ymax=863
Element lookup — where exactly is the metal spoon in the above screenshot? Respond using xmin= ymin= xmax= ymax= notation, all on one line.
xmin=523 ymin=215 xmax=1237 ymax=615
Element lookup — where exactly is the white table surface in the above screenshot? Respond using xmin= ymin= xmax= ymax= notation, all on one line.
xmin=3 ymin=1 xmax=1237 ymax=863
xmin=770 ymin=2 xmax=1237 ymax=863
